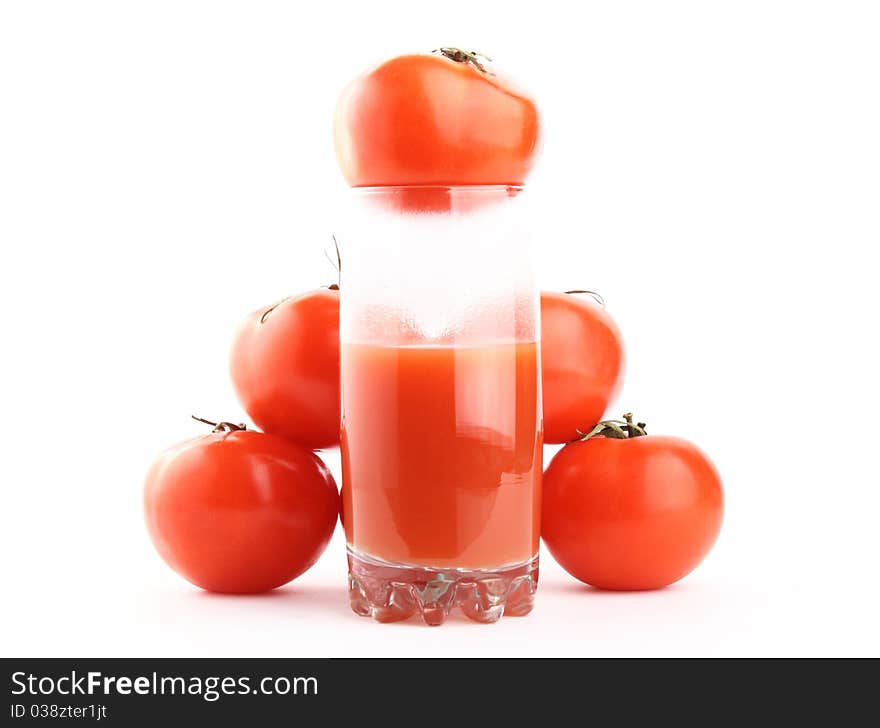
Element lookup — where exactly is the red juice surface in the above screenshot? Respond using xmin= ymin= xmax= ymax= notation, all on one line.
xmin=341 ymin=341 xmax=541 ymax=569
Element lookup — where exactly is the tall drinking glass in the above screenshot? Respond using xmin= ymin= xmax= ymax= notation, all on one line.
xmin=338 ymin=186 xmax=541 ymax=625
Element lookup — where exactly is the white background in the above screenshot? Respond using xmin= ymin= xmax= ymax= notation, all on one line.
xmin=1 ymin=1 xmax=878 ymax=657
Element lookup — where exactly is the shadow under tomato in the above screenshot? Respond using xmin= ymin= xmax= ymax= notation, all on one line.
xmin=188 ymin=582 xmax=353 ymax=618
xmin=539 ymin=580 xmax=695 ymax=598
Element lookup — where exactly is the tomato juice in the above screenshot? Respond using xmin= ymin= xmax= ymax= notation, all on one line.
xmin=341 ymin=340 xmax=541 ymax=569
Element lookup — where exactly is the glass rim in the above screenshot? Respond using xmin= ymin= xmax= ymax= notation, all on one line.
xmin=350 ymin=184 xmax=525 ymax=194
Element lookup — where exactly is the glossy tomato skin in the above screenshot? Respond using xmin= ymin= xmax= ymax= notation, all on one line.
xmin=334 ymin=53 xmax=541 ymax=187
xmin=542 ymin=436 xmax=723 ymax=590
xmin=541 ymin=292 xmax=625 ymax=444
xmin=230 ymin=288 xmax=340 ymax=449
xmin=144 ymin=430 xmax=339 ymax=594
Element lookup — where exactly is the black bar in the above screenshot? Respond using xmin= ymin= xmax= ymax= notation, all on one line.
xmin=3 ymin=658 xmax=875 ymax=724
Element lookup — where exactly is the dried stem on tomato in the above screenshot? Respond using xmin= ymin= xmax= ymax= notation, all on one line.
xmin=575 ymin=413 xmax=648 ymax=442
xmin=433 ymin=47 xmax=494 ymax=74
xmin=564 ymin=290 xmax=606 ymax=308
xmin=191 ymin=415 xmax=247 ymax=433
xmin=326 ymin=234 xmax=341 ymax=290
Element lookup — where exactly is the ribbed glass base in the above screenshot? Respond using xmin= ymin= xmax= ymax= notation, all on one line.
xmin=347 ymin=547 xmax=539 ymax=626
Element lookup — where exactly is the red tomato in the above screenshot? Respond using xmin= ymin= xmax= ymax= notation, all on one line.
xmin=144 ymin=421 xmax=339 ymax=594
xmin=541 ymin=291 xmax=625 ymax=444
xmin=230 ymin=288 xmax=340 ymax=449
xmin=334 ymin=49 xmax=541 ymax=187
xmin=542 ymin=425 xmax=723 ymax=590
